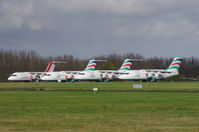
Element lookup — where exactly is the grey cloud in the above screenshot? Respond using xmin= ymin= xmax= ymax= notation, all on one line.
xmin=0 ymin=0 xmax=199 ymax=58
xmin=0 ymin=1 xmax=34 ymax=30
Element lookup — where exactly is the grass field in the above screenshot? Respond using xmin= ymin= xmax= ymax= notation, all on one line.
xmin=0 ymin=82 xmax=199 ymax=132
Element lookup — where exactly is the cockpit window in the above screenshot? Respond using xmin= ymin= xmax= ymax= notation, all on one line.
xmin=79 ymin=73 xmax=85 ymax=75
xmin=124 ymin=73 xmax=130 ymax=75
xmin=44 ymin=73 xmax=51 ymax=76
xmin=121 ymin=73 xmax=129 ymax=75
xmin=11 ymin=74 xmax=17 ymax=76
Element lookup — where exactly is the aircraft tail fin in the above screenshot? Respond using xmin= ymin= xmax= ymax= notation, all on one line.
xmin=119 ymin=59 xmax=142 ymax=70
xmin=166 ymin=57 xmax=182 ymax=72
xmin=45 ymin=61 xmax=66 ymax=72
xmin=85 ymin=60 xmax=107 ymax=71
xmin=45 ymin=61 xmax=55 ymax=72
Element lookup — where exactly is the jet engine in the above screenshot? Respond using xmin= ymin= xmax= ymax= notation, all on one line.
xmin=146 ymin=72 xmax=162 ymax=82
xmin=105 ymin=73 xmax=116 ymax=82
xmin=151 ymin=72 xmax=163 ymax=82
xmin=146 ymin=72 xmax=154 ymax=78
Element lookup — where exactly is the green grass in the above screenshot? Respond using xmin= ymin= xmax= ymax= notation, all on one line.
xmin=1 ymin=82 xmax=199 ymax=91
xmin=0 ymin=82 xmax=199 ymax=132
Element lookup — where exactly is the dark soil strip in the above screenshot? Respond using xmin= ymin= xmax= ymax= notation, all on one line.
xmin=0 ymin=88 xmax=36 ymax=91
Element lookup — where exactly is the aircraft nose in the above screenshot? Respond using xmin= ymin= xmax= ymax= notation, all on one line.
xmin=8 ymin=77 xmax=12 ymax=81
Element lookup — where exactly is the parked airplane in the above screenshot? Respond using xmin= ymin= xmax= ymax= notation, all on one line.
xmin=40 ymin=60 xmax=106 ymax=82
xmin=105 ymin=59 xmax=142 ymax=82
xmin=119 ymin=57 xmax=182 ymax=82
xmin=40 ymin=71 xmax=79 ymax=82
xmin=72 ymin=60 xmax=107 ymax=82
xmin=7 ymin=61 xmax=65 ymax=82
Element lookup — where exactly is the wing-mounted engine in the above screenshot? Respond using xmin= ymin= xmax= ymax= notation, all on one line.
xmin=105 ymin=73 xmax=112 ymax=82
xmin=146 ymin=72 xmax=154 ymax=78
xmin=152 ymin=72 xmax=164 ymax=82
xmin=146 ymin=72 xmax=163 ymax=82
xmin=29 ymin=73 xmax=40 ymax=82
xmin=105 ymin=73 xmax=116 ymax=82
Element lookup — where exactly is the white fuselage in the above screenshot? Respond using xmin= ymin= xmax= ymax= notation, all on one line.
xmin=40 ymin=71 xmax=80 ymax=82
xmin=101 ymin=70 xmax=129 ymax=81
xmin=119 ymin=70 xmax=148 ymax=80
xmin=40 ymin=71 xmax=67 ymax=82
xmin=119 ymin=69 xmax=179 ymax=81
xmin=8 ymin=72 xmax=35 ymax=82
xmin=145 ymin=69 xmax=179 ymax=80
xmin=74 ymin=70 xmax=104 ymax=81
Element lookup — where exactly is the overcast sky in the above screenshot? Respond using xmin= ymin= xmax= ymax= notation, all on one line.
xmin=0 ymin=0 xmax=199 ymax=58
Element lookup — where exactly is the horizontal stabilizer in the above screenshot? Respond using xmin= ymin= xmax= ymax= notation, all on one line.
xmin=125 ymin=59 xmax=142 ymax=62
xmin=91 ymin=60 xmax=107 ymax=62
xmin=52 ymin=61 xmax=67 ymax=64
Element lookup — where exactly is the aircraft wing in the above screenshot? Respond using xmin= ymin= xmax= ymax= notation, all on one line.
xmin=145 ymin=69 xmax=172 ymax=73
xmin=99 ymin=70 xmax=129 ymax=74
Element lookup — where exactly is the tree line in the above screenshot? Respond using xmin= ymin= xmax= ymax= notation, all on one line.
xmin=0 ymin=49 xmax=199 ymax=82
